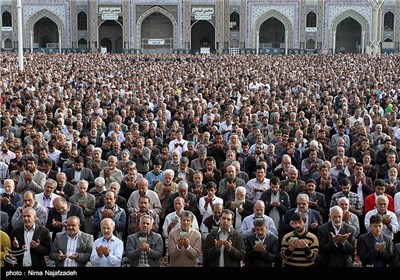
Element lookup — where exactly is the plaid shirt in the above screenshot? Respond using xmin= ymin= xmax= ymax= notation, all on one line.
xmin=128 ymin=210 xmax=159 ymax=234
xmin=330 ymin=191 xmax=362 ymax=215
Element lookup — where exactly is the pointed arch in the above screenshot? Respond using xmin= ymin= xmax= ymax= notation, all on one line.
xmin=25 ymin=9 xmax=64 ymax=49
xmin=230 ymin=38 xmax=239 ymax=48
xmin=330 ymin=10 xmax=369 ymax=51
xmin=136 ymin=6 xmax=178 ymax=49
xmin=253 ymin=10 xmax=293 ymax=49
xmin=3 ymin=38 xmax=13 ymax=49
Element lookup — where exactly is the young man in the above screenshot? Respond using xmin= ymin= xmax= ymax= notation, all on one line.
xmin=357 ymin=214 xmax=394 ymax=267
xmin=280 ymin=212 xmax=319 ymax=267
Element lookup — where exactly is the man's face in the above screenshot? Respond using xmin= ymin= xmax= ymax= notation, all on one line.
xmin=22 ymin=210 xmax=36 ymax=229
xmin=44 ymin=184 xmax=56 ymax=196
xmin=100 ymin=221 xmax=115 ymax=240
xmin=139 ymin=198 xmax=150 ymax=212
xmin=66 ymin=219 xmax=80 ymax=238
xmin=220 ymin=213 xmax=233 ymax=231
xmin=140 ymin=218 xmax=152 ymax=234
xmin=74 ymin=162 xmax=84 ymax=171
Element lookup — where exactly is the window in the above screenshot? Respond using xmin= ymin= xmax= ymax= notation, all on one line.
xmin=77 ymin=11 xmax=87 ymax=31
xmin=306 ymin=38 xmax=316 ymax=49
xmin=384 ymin=11 xmax=394 ymax=31
xmin=2 ymin=11 xmax=12 ymax=27
xmin=306 ymin=12 xmax=316 ymax=28
xmin=230 ymin=12 xmax=239 ymax=30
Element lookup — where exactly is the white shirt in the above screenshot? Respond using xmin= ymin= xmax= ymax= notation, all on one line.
xmin=64 ymin=234 xmax=78 ymax=267
xmin=90 ymin=235 xmax=124 ymax=267
xmin=23 ymin=225 xmax=35 ymax=267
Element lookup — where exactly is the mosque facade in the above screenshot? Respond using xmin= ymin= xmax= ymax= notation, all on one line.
xmin=0 ymin=0 xmax=399 ymax=54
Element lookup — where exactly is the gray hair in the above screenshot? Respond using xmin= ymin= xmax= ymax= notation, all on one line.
xmin=178 ymin=180 xmax=189 ymax=190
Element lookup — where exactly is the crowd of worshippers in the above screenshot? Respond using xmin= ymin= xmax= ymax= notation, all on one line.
xmin=0 ymin=52 xmax=400 ymax=267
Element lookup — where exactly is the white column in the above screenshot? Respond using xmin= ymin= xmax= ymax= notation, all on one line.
xmin=30 ymin=30 xmax=33 ymax=53
xmin=371 ymin=0 xmax=384 ymax=56
xmin=332 ymin=31 xmax=336 ymax=54
xmin=285 ymin=30 xmax=288 ymax=55
xmin=59 ymin=30 xmax=62 ymax=53
xmin=361 ymin=30 xmax=365 ymax=54
xmin=256 ymin=30 xmax=259 ymax=54
xmin=17 ymin=0 xmax=23 ymax=71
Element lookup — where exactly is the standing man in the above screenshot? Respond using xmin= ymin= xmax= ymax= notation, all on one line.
xmin=49 ymin=216 xmax=93 ymax=267
xmin=90 ymin=218 xmax=123 ymax=267
xmin=203 ymin=209 xmax=245 ymax=267
xmin=126 ymin=215 xmax=163 ymax=267
xmin=317 ymin=206 xmax=357 ymax=267
xmin=280 ymin=212 xmax=319 ymax=267
xmin=357 ymin=214 xmax=394 ymax=267
xmin=244 ymin=218 xmax=279 ymax=267
xmin=168 ymin=210 xmax=202 ymax=267
xmin=10 ymin=207 xmax=51 ymax=267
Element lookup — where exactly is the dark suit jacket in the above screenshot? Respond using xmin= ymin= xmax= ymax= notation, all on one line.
xmin=357 ymin=231 xmax=393 ymax=267
xmin=281 ymin=208 xmax=323 ymax=236
xmin=244 ymin=232 xmax=279 ymax=267
xmin=46 ymin=170 xmax=58 ymax=180
xmin=10 ymin=225 xmax=51 ymax=267
xmin=305 ymin=191 xmax=328 ymax=223
xmin=260 ymin=189 xmax=291 ymax=223
xmin=46 ymin=203 xmax=85 ymax=241
xmin=203 ymin=227 xmax=246 ymax=267
xmin=49 ymin=231 xmax=93 ymax=267
xmin=317 ymin=221 xmax=357 ymax=267
xmin=349 ymin=175 xmax=374 ymax=201
xmin=55 ymin=182 xmax=77 ymax=201
xmin=64 ymin=167 xmax=94 ymax=188
xmin=315 ymin=176 xmax=340 ymax=208
xmin=280 ymin=179 xmax=305 ymax=207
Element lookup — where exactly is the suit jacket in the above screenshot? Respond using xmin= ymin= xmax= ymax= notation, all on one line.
xmin=46 ymin=203 xmax=85 ymax=241
xmin=45 ymin=170 xmax=58 ymax=180
xmin=10 ymin=225 xmax=51 ymax=267
xmin=15 ymin=170 xmax=46 ymax=195
xmin=314 ymin=176 xmax=340 ymax=208
xmin=49 ymin=231 xmax=93 ymax=267
xmin=173 ymin=167 xmax=195 ymax=185
xmin=281 ymin=208 xmax=323 ymax=236
xmin=305 ymin=191 xmax=328 ymax=222
xmin=260 ymin=189 xmax=291 ymax=221
xmin=317 ymin=221 xmax=357 ymax=267
xmin=203 ymin=227 xmax=246 ymax=267
xmin=244 ymin=232 xmax=279 ymax=267
xmin=55 ymin=182 xmax=77 ymax=200
xmin=280 ymin=179 xmax=305 ymax=207
xmin=125 ymin=231 xmax=163 ymax=267
xmin=64 ymin=167 xmax=94 ymax=188
xmin=349 ymin=175 xmax=374 ymax=201
xmin=357 ymin=231 xmax=393 ymax=267
xmin=69 ymin=193 xmax=97 ymax=234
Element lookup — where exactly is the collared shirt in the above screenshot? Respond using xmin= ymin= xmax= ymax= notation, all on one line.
xmin=90 ymin=235 xmax=124 ymax=267
xmin=217 ymin=227 xmax=231 ymax=267
xmin=23 ymin=225 xmax=35 ymax=267
xmin=74 ymin=170 xmax=82 ymax=182
xmin=64 ymin=234 xmax=78 ymax=267
xmin=245 ymin=178 xmax=270 ymax=203
xmin=42 ymin=194 xmax=51 ymax=209
xmin=239 ymin=214 xmax=278 ymax=237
